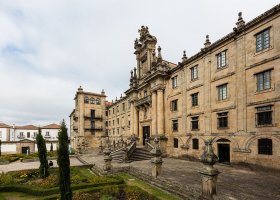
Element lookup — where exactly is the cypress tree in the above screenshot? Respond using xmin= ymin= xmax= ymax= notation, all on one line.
xmin=57 ymin=119 xmax=72 ymax=200
xmin=36 ymin=127 xmax=49 ymax=178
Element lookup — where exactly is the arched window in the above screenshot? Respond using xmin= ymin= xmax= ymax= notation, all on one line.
xmin=192 ymin=138 xmax=199 ymax=150
xmin=84 ymin=96 xmax=89 ymax=103
xmin=173 ymin=138 xmax=178 ymax=148
xmin=96 ymin=98 xmax=100 ymax=105
xmin=258 ymin=138 xmax=272 ymax=155
xmin=90 ymin=97 xmax=95 ymax=104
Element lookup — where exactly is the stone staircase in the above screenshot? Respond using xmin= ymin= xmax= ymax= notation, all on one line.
xmin=129 ymin=146 xmax=153 ymax=161
xmin=110 ymin=148 xmax=127 ymax=163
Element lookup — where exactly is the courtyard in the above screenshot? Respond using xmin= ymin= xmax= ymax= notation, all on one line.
xmin=80 ymin=150 xmax=280 ymax=200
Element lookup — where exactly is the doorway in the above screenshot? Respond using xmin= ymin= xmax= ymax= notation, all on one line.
xmin=142 ymin=126 xmax=150 ymax=145
xmin=218 ymin=143 xmax=230 ymax=164
xmin=22 ymin=146 xmax=30 ymax=154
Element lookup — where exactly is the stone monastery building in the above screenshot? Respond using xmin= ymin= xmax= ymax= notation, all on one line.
xmin=70 ymin=4 xmax=280 ymax=169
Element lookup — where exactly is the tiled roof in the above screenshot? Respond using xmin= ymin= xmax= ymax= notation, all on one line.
xmin=41 ymin=123 xmax=60 ymax=129
xmin=15 ymin=125 xmax=38 ymax=130
xmin=0 ymin=123 xmax=11 ymax=128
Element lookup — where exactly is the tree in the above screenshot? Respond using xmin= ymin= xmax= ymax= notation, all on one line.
xmin=57 ymin=119 xmax=72 ymax=200
xmin=36 ymin=127 xmax=49 ymax=178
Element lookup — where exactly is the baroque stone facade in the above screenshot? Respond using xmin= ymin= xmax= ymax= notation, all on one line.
xmin=70 ymin=4 xmax=280 ymax=169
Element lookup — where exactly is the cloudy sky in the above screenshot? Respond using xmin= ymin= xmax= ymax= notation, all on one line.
xmin=0 ymin=0 xmax=278 ymax=126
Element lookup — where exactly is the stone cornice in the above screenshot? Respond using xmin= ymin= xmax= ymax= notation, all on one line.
xmin=212 ymin=105 xmax=236 ymax=112
xmin=247 ymin=96 xmax=280 ymax=107
xmin=211 ymin=72 xmax=235 ymax=82
xmin=246 ymin=55 xmax=280 ymax=70
xmin=186 ymin=84 xmax=204 ymax=92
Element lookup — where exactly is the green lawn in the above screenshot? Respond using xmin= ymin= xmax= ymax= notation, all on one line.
xmin=119 ymin=173 xmax=179 ymax=200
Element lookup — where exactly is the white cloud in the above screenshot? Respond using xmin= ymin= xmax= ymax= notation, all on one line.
xmin=0 ymin=0 xmax=278 ymax=125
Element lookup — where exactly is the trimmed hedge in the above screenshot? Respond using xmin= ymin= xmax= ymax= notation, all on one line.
xmin=0 ymin=177 xmax=124 ymax=197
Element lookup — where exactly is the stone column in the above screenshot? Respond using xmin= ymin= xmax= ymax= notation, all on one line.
xmin=103 ymin=146 xmax=112 ymax=172
xmin=157 ymin=89 xmax=164 ymax=135
xmin=199 ymin=139 xmax=220 ymax=199
xmin=151 ymin=91 xmax=157 ymax=136
xmin=131 ymin=102 xmax=134 ymax=135
xmin=150 ymin=137 xmax=163 ymax=178
xmin=134 ymin=108 xmax=139 ymax=137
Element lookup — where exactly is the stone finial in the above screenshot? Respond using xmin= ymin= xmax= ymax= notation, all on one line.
xmin=204 ymin=35 xmax=211 ymax=48
xmin=199 ymin=138 xmax=220 ymax=199
xmin=120 ymin=94 xmax=123 ymax=98
xmin=101 ymin=89 xmax=105 ymax=95
xmin=115 ymin=97 xmax=118 ymax=101
xmin=182 ymin=50 xmax=187 ymax=62
xmin=78 ymin=85 xmax=83 ymax=92
xmin=157 ymin=46 xmax=162 ymax=62
xmin=133 ymin=67 xmax=137 ymax=79
xmin=236 ymin=12 xmax=245 ymax=28
xmin=134 ymin=38 xmax=139 ymax=49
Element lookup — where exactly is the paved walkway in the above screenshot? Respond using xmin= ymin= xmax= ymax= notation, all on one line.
xmin=0 ymin=157 xmax=84 ymax=172
xmin=81 ymin=151 xmax=280 ymax=200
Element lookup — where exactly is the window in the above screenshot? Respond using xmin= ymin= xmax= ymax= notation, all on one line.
xmin=256 ymin=106 xmax=272 ymax=126
xmin=191 ymin=93 xmax=198 ymax=106
xmin=122 ymin=103 xmax=125 ymax=111
xmin=0 ymin=131 xmax=2 ymax=138
xmin=113 ymin=108 xmax=115 ymax=114
xmin=191 ymin=65 xmax=198 ymax=80
xmin=144 ymin=108 xmax=147 ymax=118
xmin=117 ymin=118 xmax=119 ymax=125
xmin=33 ymin=132 xmax=37 ymax=138
xmin=192 ymin=138 xmax=199 ymax=150
xmin=217 ymin=51 xmax=226 ymax=68
xmin=171 ymin=99 xmax=178 ymax=111
xmin=173 ymin=138 xmax=179 ymax=148
xmin=105 ymin=121 xmax=108 ymax=127
xmin=256 ymin=29 xmax=270 ymax=52
xmin=258 ymin=138 xmax=272 ymax=155
xmin=217 ymin=112 xmax=228 ymax=128
xmin=96 ymin=98 xmax=100 ymax=105
xmin=90 ymin=97 xmax=95 ymax=104
xmin=117 ymin=106 xmax=119 ymax=113
xmin=218 ymin=84 xmax=227 ymax=100
xmin=128 ymin=120 xmax=130 ymax=127
xmin=191 ymin=116 xmax=199 ymax=130
xmin=105 ymin=111 xmax=108 ymax=116
xmin=113 ymin=120 xmax=115 ymax=126
xmin=84 ymin=96 xmax=89 ymax=103
xmin=172 ymin=120 xmax=178 ymax=132
xmin=171 ymin=76 xmax=178 ymax=88
xmin=27 ymin=132 xmax=30 ymax=138
xmin=20 ymin=132 xmax=24 ymax=137
xmin=45 ymin=131 xmax=50 ymax=136
xmin=256 ymin=70 xmax=271 ymax=91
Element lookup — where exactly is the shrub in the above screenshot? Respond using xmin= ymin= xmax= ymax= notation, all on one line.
xmin=0 ymin=172 xmax=15 ymax=185
xmin=37 ymin=175 xmax=58 ymax=188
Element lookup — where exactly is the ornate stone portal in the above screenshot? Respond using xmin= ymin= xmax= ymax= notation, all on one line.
xmin=199 ymin=139 xmax=220 ymax=199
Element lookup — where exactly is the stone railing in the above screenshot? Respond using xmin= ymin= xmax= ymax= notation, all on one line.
xmin=126 ymin=140 xmax=136 ymax=158
xmin=145 ymin=140 xmax=154 ymax=152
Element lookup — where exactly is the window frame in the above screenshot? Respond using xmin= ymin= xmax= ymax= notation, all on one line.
xmin=171 ymin=99 xmax=178 ymax=111
xmin=173 ymin=138 xmax=179 ymax=148
xmin=258 ymin=138 xmax=272 ymax=155
xmin=256 ymin=105 xmax=273 ymax=126
xmin=191 ymin=116 xmax=199 ymax=130
xmin=217 ymin=112 xmax=228 ymax=129
xmin=172 ymin=119 xmax=178 ymax=132
xmin=217 ymin=84 xmax=228 ymax=101
xmin=256 ymin=28 xmax=270 ymax=52
xmin=217 ymin=50 xmax=227 ymax=69
xmin=190 ymin=65 xmax=198 ymax=80
xmin=192 ymin=138 xmax=199 ymax=150
xmin=256 ymin=70 xmax=271 ymax=92
xmin=191 ymin=93 xmax=199 ymax=107
xmin=171 ymin=76 xmax=178 ymax=89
